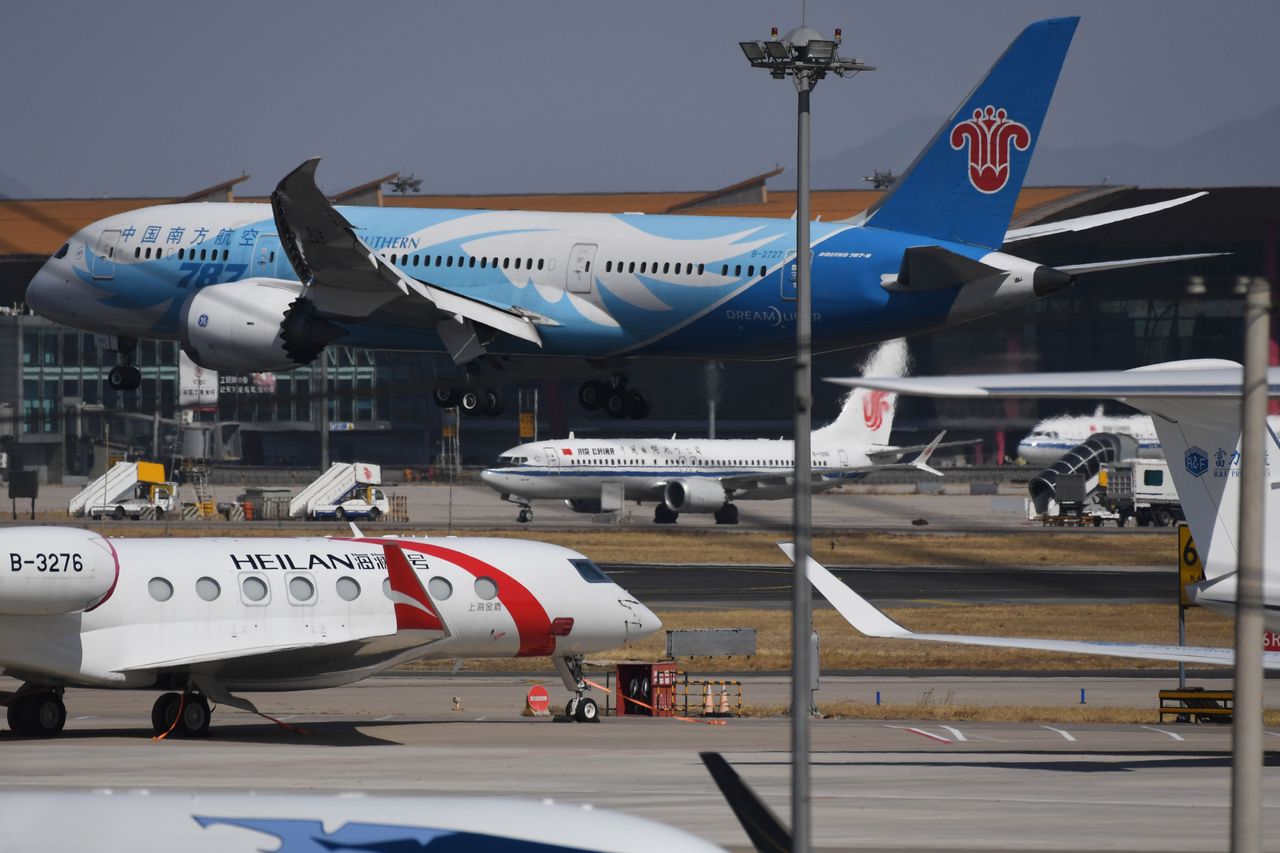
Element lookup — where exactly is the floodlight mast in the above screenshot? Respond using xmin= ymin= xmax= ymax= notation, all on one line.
xmin=739 ymin=26 xmax=873 ymax=853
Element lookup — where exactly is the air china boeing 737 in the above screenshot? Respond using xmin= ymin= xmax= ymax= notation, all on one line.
xmin=482 ymin=339 xmax=947 ymax=524
xmin=25 ymin=18 xmax=1211 ymax=418
xmin=0 ymin=529 xmax=659 ymax=737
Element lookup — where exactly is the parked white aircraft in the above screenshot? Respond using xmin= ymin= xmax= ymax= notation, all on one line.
xmin=0 ymin=528 xmax=659 ymax=737
xmin=0 ymin=790 xmax=726 ymax=853
xmin=481 ymin=340 xmax=946 ymax=524
xmin=819 ymin=358 xmax=1280 ymax=666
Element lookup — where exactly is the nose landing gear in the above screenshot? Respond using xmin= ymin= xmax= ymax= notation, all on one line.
xmin=554 ymin=655 xmax=600 ymax=723
xmin=107 ymin=337 xmax=142 ymax=391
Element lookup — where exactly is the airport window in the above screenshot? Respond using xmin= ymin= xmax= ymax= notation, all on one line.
xmin=148 ymin=577 xmax=173 ymax=602
xmin=428 ymin=576 xmax=453 ymax=600
xmin=195 ymin=577 xmax=220 ymax=602
xmin=474 ymin=577 xmax=498 ymax=601
xmin=537 ymin=259 xmax=544 ymax=270
xmin=570 ymin=559 xmax=611 ymax=583
xmin=241 ymin=576 xmax=269 ymax=603
xmin=335 ymin=576 xmax=361 ymax=601
xmin=289 ymin=575 xmax=316 ymax=603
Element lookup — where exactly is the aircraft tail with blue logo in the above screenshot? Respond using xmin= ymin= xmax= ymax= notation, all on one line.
xmin=864 ymin=17 xmax=1079 ymax=250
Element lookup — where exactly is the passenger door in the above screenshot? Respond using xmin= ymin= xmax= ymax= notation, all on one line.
xmin=565 ymin=243 xmax=597 ymax=294
xmin=93 ymin=229 xmax=121 ymax=279
xmin=251 ymin=233 xmax=286 ymax=279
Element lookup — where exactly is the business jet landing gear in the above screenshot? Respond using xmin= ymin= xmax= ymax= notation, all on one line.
xmin=714 ymin=503 xmax=739 ymax=525
xmin=578 ymin=377 xmax=649 ymax=420
xmin=107 ymin=337 xmax=142 ymax=392
xmin=5 ymin=686 xmax=66 ymax=737
xmin=433 ymin=383 xmax=505 ymax=416
xmin=554 ymin=655 xmax=600 ymax=723
xmin=653 ymin=503 xmax=679 ymax=524
xmin=151 ymin=690 xmax=212 ymax=738
xmin=517 ymin=506 xmax=533 ymax=524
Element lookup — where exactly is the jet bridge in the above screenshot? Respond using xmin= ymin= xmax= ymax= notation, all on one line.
xmin=1028 ymin=432 xmax=1137 ymax=516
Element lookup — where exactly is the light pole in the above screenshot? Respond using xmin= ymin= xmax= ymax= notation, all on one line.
xmin=740 ymin=27 xmax=873 ymax=852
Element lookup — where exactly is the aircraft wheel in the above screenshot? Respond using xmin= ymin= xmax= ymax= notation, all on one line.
xmin=27 ymin=693 xmax=66 ymax=737
xmin=564 ymin=697 xmax=580 ymax=719
xmin=112 ymin=506 xmax=125 ymax=521
xmin=714 ymin=504 xmax=739 ymax=525
xmin=574 ymin=697 xmax=600 ymax=723
xmin=151 ymin=692 xmax=182 ymax=734
xmin=605 ymin=391 xmax=628 ymax=419
xmin=432 ymin=385 xmax=460 ymax=408
xmin=459 ymin=389 xmax=483 ymax=416
xmin=578 ymin=381 xmax=606 ymax=411
xmin=653 ymin=504 xmax=678 ymax=525
xmin=625 ymin=390 xmax=650 ymax=420
xmin=482 ymin=389 xmax=505 ymax=416
xmin=177 ymin=694 xmax=212 ymax=738
xmin=517 ymin=508 xmax=532 ymax=524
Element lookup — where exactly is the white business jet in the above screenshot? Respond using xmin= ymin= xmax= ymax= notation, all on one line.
xmin=810 ymin=358 xmax=1280 ymax=666
xmin=482 ymin=339 xmax=948 ymax=525
xmin=0 ymin=529 xmax=659 ymax=737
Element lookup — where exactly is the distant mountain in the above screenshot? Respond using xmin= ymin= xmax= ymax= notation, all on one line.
xmin=797 ymin=101 xmax=1280 ymax=189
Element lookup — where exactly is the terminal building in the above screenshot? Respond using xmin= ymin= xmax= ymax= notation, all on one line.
xmin=0 ymin=172 xmax=1275 ymax=481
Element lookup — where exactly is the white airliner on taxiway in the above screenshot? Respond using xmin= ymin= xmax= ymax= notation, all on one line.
xmin=0 ymin=528 xmax=659 ymax=737
xmin=815 ymin=358 xmax=1280 ymax=667
xmin=481 ymin=340 xmax=946 ymax=524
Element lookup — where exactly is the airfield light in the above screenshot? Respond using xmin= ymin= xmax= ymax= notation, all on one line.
xmin=739 ymin=25 xmax=874 ymax=853
xmin=739 ymin=41 xmax=767 ymax=63
xmin=771 ymin=26 xmax=779 ymax=39
xmin=834 ymin=27 xmax=842 ymax=44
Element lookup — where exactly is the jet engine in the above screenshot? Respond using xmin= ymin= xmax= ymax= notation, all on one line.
xmin=178 ymin=279 xmax=344 ymax=373
xmin=565 ymin=499 xmax=603 ymax=514
xmin=662 ymin=479 xmax=728 ymax=513
xmin=0 ymin=528 xmax=117 ymax=615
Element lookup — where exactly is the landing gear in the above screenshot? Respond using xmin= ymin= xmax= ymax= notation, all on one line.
xmin=517 ymin=507 xmax=533 ymax=524
xmin=6 ymin=688 xmax=66 ymax=737
xmin=436 ymin=383 xmax=505 ymax=416
xmin=714 ymin=503 xmax=739 ymax=525
xmin=654 ymin=503 xmax=679 ymax=524
xmin=151 ymin=690 xmax=212 ymax=738
xmin=107 ymin=337 xmax=142 ymax=391
xmin=554 ymin=655 xmax=600 ymax=724
xmin=579 ymin=377 xmax=649 ymax=419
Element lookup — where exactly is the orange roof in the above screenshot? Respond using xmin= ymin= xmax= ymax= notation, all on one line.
xmin=0 ymin=186 xmax=1092 ymax=257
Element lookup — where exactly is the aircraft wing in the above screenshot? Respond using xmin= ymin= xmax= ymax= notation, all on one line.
xmin=720 ymin=432 xmax=947 ymax=494
xmin=1003 ymin=192 xmax=1207 ymax=244
xmin=272 ymin=158 xmax=541 ymax=360
xmin=781 ymin=545 xmax=1280 ymax=670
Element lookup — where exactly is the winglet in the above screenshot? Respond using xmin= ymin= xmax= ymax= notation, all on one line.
xmin=383 ymin=543 xmax=444 ymax=632
xmin=910 ymin=431 xmax=946 ymax=478
xmin=348 ymin=521 xmax=364 ymax=538
xmin=699 ymin=752 xmax=791 ymax=853
xmin=779 ymin=544 xmax=912 ymax=638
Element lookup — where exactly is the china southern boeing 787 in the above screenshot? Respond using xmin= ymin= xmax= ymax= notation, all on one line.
xmin=25 ymin=18 xmax=1209 ymax=417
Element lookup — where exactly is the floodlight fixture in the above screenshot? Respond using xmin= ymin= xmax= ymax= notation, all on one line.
xmin=739 ymin=41 xmax=767 ymax=63
xmin=764 ymin=39 xmax=791 ymax=61
xmin=803 ymin=40 xmax=836 ymax=62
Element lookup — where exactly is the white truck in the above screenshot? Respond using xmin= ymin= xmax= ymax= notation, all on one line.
xmin=289 ymin=462 xmax=389 ymax=521
xmin=1099 ymin=458 xmax=1184 ymax=527
xmin=70 ymin=461 xmax=178 ymax=520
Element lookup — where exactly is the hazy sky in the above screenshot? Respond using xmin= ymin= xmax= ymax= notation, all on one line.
xmin=2 ymin=1 xmax=1275 ymax=198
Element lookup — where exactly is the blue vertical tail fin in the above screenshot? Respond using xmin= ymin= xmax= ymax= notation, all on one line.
xmin=864 ymin=17 xmax=1079 ymax=250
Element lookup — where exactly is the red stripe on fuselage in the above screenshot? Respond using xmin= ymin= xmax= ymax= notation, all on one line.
xmin=383 ymin=544 xmax=444 ymax=632
xmin=352 ymin=538 xmax=554 ymax=657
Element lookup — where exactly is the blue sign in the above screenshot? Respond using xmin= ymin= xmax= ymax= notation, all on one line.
xmin=1185 ymin=446 xmax=1209 ymax=478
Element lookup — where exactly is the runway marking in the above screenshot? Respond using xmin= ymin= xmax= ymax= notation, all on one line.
xmin=476 ymin=716 xmax=488 ymax=722
xmin=373 ymin=714 xmax=393 ymax=721
xmin=1041 ymin=725 xmax=1076 ymax=742
xmin=1264 ymin=730 xmax=1280 ymax=738
xmin=74 ymin=715 xmax=97 ymax=721
xmin=1141 ymin=725 xmax=1185 ymax=742
xmin=886 ymin=725 xmax=952 ymax=744
xmin=939 ymin=725 xmax=968 ymax=742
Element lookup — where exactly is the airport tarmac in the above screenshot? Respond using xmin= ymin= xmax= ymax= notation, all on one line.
xmin=4 ymin=673 xmax=1278 ymax=852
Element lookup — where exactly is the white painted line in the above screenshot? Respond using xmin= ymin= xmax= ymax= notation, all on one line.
xmin=1265 ymin=730 xmax=1280 ymax=738
xmin=373 ymin=714 xmax=393 ymax=722
xmin=1041 ymin=725 xmax=1076 ymax=742
xmin=885 ymin=725 xmax=952 ymax=744
xmin=476 ymin=716 xmax=488 ymax=722
xmin=939 ymin=725 xmax=968 ymax=742
xmin=74 ymin=715 xmax=97 ymax=721
xmin=1141 ymin=725 xmax=1185 ymax=742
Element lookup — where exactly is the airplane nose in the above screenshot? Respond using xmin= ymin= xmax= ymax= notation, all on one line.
xmin=26 ymin=260 xmax=72 ymax=323
xmin=629 ymin=600 xmax=662 ymax=639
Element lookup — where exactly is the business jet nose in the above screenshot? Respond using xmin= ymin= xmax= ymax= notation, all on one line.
xmin=624 ymin=598 xmax=662 ymax=640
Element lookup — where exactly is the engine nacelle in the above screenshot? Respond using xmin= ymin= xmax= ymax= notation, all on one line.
xmin=0 ymin=528 xmax=117 ymax=615
xmin=662 ymin=479 xmax=728 ymax=513
xmin=565 ymin=499 xmax=603 ymax=514
xmin=178 ymin=278 xmax=343 ymax=373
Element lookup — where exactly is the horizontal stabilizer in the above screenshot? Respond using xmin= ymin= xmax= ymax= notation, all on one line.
xmin=1056 ymin=253 xmax=1226 ymax=276
xmin=1003 ymin=192 xmax=1208 ymax=243
xmin=781 ymin=544 xmax=1280 ymax=669
xmin=891 ymin=246 xmax=1002 ymax=291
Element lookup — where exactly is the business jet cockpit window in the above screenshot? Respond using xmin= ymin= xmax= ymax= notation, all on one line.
xmin=570 ymin=559 xmax=612 ymax=584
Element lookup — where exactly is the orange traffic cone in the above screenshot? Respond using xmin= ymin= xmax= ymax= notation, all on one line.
xmin=718 ymin=686 xmax=731 ymax=716
xmin=702 ymin=684 xmax=714 ymax=716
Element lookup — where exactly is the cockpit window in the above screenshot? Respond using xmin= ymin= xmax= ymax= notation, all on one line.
xmin=570 ymin=559 xmax=611 ymax=584
xmin=496 ymin=455 xmax=527 ymax=465
xmin=53 ymin=243 xmax=69 ymax=259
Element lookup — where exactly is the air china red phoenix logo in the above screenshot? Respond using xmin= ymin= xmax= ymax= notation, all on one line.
xmin=863 ymin=390 xmax=891 ymax=431
xmin=950 ymin=105 xmax=1031 ymax=194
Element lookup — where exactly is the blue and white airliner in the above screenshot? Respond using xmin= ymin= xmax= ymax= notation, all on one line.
xmin=25 ymin=18 xmax=1210 ymax=418
xmin=481 ymin=339 xmax=949 ymax=524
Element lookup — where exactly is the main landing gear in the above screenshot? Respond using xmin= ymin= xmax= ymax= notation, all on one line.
xmin=578 ymin=376 xmax=649 ymax=420
xmin=653 ymin=503 xmax=679 ymax=524
xmin=555 ymin=655 xmax=600 ymax=723
xmin=433 ymin=383 xmax=505 ymax=417
xmin=5 ymin=686 xmax=66 ymax=737
xmin=107 ymin=336 xmax=142 ymax=392
xmin=151 ymin=689 xmax=212 ymax=738
xmin=714 ymin=503 xmax=739 ymax=525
